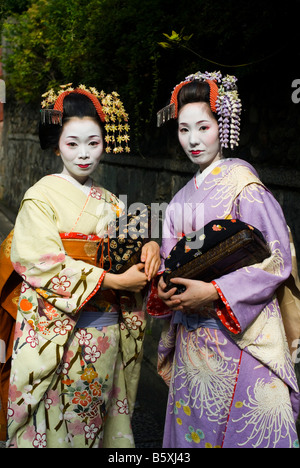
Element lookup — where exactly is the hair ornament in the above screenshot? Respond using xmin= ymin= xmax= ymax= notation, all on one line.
xmin=157 ymin=70 xmax=242 ymax=149
xmin=41 ymin=84 xmax=130 ymax=154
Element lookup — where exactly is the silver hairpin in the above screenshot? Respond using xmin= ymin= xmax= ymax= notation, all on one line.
xmin=157 ymin=103 xmax=176 ymax=127
xmin=40 ymin=109 xmax=63 ymax=126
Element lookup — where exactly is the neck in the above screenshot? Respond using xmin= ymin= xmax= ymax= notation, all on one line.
xmin=199 ymin=153 xmax=223 ymax=173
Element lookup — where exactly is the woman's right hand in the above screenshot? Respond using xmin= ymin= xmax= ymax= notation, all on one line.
xmin=103 ymin=263 xmax=148 ymax=293
xmin=157 ymin=276 xmax=181 ymax=310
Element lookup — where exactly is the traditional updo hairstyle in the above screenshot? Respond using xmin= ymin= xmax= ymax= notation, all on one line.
xmin=177 ymin=81 xmax=218 ymax=121
xmin=39 ymin=93 xmax=104 ymax=151
xmin=157 ymin=71 xmax=242 ymax=150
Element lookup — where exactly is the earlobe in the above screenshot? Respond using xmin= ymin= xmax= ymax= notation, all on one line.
xmin=55 ymin=149 xmax=61 ymax=157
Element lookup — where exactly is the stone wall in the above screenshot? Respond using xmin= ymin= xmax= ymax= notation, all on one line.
xmin=1 ymin=101 xmax=61 ymax=210
xmin=2 ymin=100 xmax=300 ymax=255
xmin=1 ymin=99 xmax=300 ymax=369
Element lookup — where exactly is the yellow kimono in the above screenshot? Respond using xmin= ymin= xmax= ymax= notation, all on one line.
xmin=4 ymin=174 xmax=146 ymax=448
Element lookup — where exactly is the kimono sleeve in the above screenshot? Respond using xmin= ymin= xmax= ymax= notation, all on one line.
xmin=213 ymin=184 xmax=292 ymax=334
xmin=11 ymin=197 xmax=106 ymax=317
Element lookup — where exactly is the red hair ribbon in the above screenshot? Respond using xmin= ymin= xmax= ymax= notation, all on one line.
xmin=170 ymin=80 xmax=192 ymax=118
xmin=54 ymin=88 xmax=106 ymax=122
xmin=170 ymin=79 xmax=219 ymax=117
xmin=206 ymin=79 xmax=219 ymax=113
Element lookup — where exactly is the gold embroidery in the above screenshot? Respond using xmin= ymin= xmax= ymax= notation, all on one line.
xmin=205 ymin=164 xmax=265 ymax=218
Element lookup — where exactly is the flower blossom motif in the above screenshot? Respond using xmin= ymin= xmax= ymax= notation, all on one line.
xmin=51 ymin=275 xmax=71 ymax=292
xmin=81 ymin=367 xmax=98 ymax=383
xmin=26 ymin=328 xmax=39 ymax=348
xmin=39 ymin=252 xmax=66 ymax=265
xmin=47 ymin=390 xmax=60 ymax=407
xmin=116 ymin=398 xmax=129 ymax=415
xmin=90 ymin=381 xmax=102 ymax=397
xmin=53 ymin=319 xmax=73 ymax=336
xmin=185 ymin=426 xmax=204 ymax=444
xmin=61 ymin=378 xmax=74 ymax=386
xmin=84 ymin=423 xmax=98 ymax=440
xmin=9 ymin=384 xmax=22 ymax=403
xmin=33 ymin=433 xmax=47 ymax=448
xmin=43 ymin=302 xmax=59 ymax=320
xmin=44 ymin=394 xmax=53 ymax=410
xmin=21 ymin=276 xmax=30 ymax=294
xmin=37 ymin=319 xmax=51 ymax=336
xmin=72 ymin=390 xmax=92 ymax=408
xmin=124 ymin=314 xmax=142 ymax=330
xmin=23 ymin=425 xmax=36 ymax=441
xmin=90 ymin=187 xmax=102 ymax=200
xmin=23 ymin=391 xmax=37 ymax=405
xmin=68 ymin=419 xmax=85 ymax=436
xmin=7 ymin=405 xmax=14 ymax=418
xmin=111 ymin=203 xmax=123 ymax=217
xmin=97 ymin=335 xmax=110 ymax=354
xmin=60 ymin=362 xmax=70 ymax=375
xmin=84 ymin=345 xmax=101 ymax=363
xmin=75 ymin=329 xmax=92 ymax=346
xmin=212 ymin=224 xmax=224 ymax=232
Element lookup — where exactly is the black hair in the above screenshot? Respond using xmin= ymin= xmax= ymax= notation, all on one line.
xmin=39 ymin=93 xmax=104 ymax=150
xmin=177 ymin=81 xmax=217 ymax=119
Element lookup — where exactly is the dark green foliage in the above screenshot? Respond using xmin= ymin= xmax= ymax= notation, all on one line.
xmin=1 ymin=0 xmax=299 ymax=157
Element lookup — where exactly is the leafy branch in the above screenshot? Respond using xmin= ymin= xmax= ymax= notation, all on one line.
xmin=158 ymin=29 xmax=286 ymax=69
xmin=158 ymin=29 xmax=193 ymax=50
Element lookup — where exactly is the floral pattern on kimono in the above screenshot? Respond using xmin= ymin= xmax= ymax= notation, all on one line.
xmin=150 ymin=158 xmax=300 ymax=448
xmin=6 ymin=175 xmax=146 ymax=448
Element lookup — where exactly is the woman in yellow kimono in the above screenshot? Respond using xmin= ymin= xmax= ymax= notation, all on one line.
xmin=2 ymin=85 xmax=160 ymax=448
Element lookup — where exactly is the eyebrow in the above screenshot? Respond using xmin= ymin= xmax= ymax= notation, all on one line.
xmin=65 ymin=134 xmax=101 ymax=139
xmin=179 ymin=120 xmax=210 ymax=126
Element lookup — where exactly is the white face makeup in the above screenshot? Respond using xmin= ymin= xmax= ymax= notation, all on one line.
xmin=58 ymin=117 xmax=103 ymax=184
xmin=178 ymin=102 xmax=222 ymax=172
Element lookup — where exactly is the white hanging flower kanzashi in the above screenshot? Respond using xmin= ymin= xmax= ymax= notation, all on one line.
xmin=157 ymin=70 xmax=242 ymax=150
xmin=187 ymin=71 xmax=242 ymax=150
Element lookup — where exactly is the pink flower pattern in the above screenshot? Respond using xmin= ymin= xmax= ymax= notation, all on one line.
xmin=75 ymin=329 xmax=92 ymax=346
xmin=116 ymin=398 xmax=129 ymax=415
xmin=90 ymin=187 xmax=102 ymax=200
xmin=33 ymin=433 xmax=47 ymax=448
xmin=84 ymin=345 xmax=101 ymax=363
xmin=53 ymin=319 xmax=73 ymax=336
xmin=7 ymin=200 xmax=146 ymax=448
xmin=26 ymin=329 xmax=39 ymax=348
xmin=51 ymin=275 xmax=71 ymax=292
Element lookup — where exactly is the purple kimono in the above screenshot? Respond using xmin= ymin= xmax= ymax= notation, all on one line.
xmin=150 ymin=158 xmax=300 ymax=448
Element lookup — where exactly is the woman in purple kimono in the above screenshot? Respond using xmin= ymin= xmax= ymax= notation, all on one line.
xmin=147 ymin=71 xmax=300 ymax=448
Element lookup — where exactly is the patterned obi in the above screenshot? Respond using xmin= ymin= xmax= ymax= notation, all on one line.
xmin=60 ymin=233 xmax=121 ymax=330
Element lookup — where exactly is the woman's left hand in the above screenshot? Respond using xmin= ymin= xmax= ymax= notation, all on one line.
xmin=141 ymin=241 xmax=161 ymax=281
xmin=167 ymin=278 xmax=219 ymax=312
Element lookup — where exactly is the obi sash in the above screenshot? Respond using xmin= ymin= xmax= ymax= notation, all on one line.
xmin=173 ymin=310 xmax=226 ymax=331
xmin=76 ymin=310 xmax=120 ymax=330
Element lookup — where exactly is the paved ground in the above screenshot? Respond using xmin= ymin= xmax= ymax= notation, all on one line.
xmin=132 ymin=359 xmax=168 ymax=448
xmin=0 ymin=203 xmax=169 ymax=449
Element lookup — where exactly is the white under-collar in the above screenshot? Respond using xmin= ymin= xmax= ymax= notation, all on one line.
xmin=54 ymin=173 xmax=93 ymax=196
xmin=194 ymin=159 xmax=227 ymax=189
